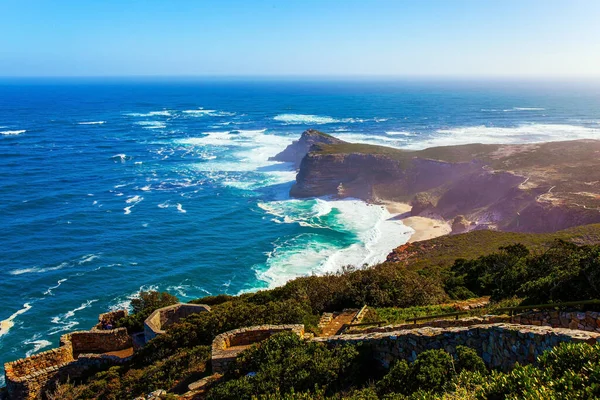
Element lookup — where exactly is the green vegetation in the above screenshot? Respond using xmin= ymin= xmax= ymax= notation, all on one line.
xmin=364 ymin=304 xmax=458 ymax=325
xmin=446 ymin=240 xmax=600 ymax=304
xmin=47 ymin=225 xmax=600 ymax=399
xmin=49 ymin=345 xmax=210 ymax=400
xmin=203 ymin=337 xmax=600 ymax=399
xmin=386 ymin=224 xmax=600 ymax=274
xmin=116 ymin=290 xmax=179 ymax=333
xmin=207 ymin=332 xmax=365 ymax=400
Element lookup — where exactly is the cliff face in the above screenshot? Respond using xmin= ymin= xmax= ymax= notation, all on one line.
xmin=290 ymin=137 xmax=600 ymax=234
xmin=269 ymin=129 xmax=345 ymax=169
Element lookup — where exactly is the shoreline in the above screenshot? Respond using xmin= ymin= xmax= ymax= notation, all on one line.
xmin=381 ymin=201 xmax=452 ymax=243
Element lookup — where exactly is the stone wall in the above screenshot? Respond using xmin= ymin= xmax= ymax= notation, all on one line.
xmin=94 ymin=309 xmax=128 ymax=330
xmin=315 ymin=323 xmax=600 ymax=371
xmin=212 ymin=325 xmax=304 ymax=373
xmin=4 ymin=312 xmax=132 ymax=400
xmin=68 ymin=328 xmax=132 ymax=355
xmin=354 ymin=310 xmax=600 ymax=335
xmin=144 ymin=303 xmax=211 ymax=343
xmin=511 ymin=310 xmax=600 ymax=332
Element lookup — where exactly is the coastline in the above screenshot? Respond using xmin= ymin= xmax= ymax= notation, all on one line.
xmin=381 ymin=201 xmax=452 ymax=243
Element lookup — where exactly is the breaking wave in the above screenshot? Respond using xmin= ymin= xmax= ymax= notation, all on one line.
xmin=1 ymin=130 xmax=26 ymax=135
xmin=404 ymin=123 xmax=600 ymax=150
xmin=0 ymin=303 xmax=33 ymax=337
xmin=273 ymin=113 xmax=362 ymax=125
xmin=78 ymin=121 xmax=106 ymax=125
xmin=253 ymin=198 xmax=413 ymax=289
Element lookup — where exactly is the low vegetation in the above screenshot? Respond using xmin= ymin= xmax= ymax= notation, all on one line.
xmin=46 ymin=225 xmax=600 ymax=399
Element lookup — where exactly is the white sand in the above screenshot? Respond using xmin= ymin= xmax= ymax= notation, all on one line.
xmin=380 ymin=201 xmax=452 ymax=243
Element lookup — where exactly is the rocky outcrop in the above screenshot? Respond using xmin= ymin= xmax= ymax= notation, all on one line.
xmin=269 ymin=129 xmax=345 ymax=169
xmin=290 ymin=136 xmax=600 ymax=233
xmin=451 ymin=215 xmax=471 ymax=234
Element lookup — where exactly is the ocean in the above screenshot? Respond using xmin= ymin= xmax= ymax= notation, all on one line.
xmin=1 ymin=78 xmax=600 ymax=381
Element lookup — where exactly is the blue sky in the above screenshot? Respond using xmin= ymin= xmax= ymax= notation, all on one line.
xmin=1 ymin=0 xmax=599 ymax=77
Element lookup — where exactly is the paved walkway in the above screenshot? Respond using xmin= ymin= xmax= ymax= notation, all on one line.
xmin=320 ymin=311 xmax=357 ymax=336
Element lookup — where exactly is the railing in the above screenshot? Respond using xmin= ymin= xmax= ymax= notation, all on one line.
xmin=495 ymin=299 xmax=600 ymax=316
xmin=351 ymin=305 xmax=369 ymax=324
xmin=405 ymin=311 xmax=469 ymax=324
xmin=339 ymin=299 xmax=600 ymax=333
xmin=339 ymin=321 xmax=385 ymax=334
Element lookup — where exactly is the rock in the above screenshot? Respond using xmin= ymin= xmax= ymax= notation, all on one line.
xmin=410 ymin=192 xmax=437 ymax=216
xmin=288 ymin=132 xmax=600 ymax=233
xmin=147 ymin=389 xmax=166 ymax=399
xmin=451 ymin=215 xmax=471 ymax=234
xmin=269 ymin=129 xmax=345 ymax=169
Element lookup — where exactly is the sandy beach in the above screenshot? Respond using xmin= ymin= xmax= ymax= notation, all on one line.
xmin=381 ymin=201 xmax=452 ymax=243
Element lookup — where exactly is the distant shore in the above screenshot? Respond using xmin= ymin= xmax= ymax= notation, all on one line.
xmin=381 ymin=201 xmax=451 ymax=243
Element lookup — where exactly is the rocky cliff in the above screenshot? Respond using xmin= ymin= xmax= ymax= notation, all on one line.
xmin=269 ymin=129 xmax=345 ymax=169
xmin=290 ymin=137 xmax=600 ymax=233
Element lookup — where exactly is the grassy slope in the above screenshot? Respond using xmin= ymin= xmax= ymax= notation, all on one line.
xmin=394 ymin=223 xmax=600 ymax=271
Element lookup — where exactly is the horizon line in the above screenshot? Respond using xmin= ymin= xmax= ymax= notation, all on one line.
xmin=1 ymin=74 xmax=600 ymax=81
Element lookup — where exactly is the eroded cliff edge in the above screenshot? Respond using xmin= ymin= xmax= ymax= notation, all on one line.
xmin=289 ymin=136 xmax=600 ymax=233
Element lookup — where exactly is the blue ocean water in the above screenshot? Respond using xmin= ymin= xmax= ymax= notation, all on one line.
xmin=1 ymin=78 xmax=600 ymax=381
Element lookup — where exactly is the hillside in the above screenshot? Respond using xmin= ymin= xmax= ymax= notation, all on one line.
xmin=27 ymin=222 xmax=600 ymax=399
xmin=386 ymin=222 xmax=600 ymax=270
xmin=291 ymin=137 xmax=600 ymax=233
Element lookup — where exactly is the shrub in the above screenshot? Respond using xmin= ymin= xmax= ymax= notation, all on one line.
xmin=136 ymin=298 xmax=313 ymax=364
xmin=410 ymin=350 xmax=455 ymax=394
xmin=376 ymin=359 xmax=411 ymax=395
xmin=206 ymin=332 xmax=361 ymax=399
xmin=454 ymin=346 xmax=486 ymax=374
xmin=377 ymin=347 xmax=486 ymax=397
xmin=116 ymin=291 xmax=178 ymax=333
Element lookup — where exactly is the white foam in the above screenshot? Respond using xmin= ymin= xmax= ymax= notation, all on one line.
xmin=385 ymin=131 xmax=414 ymax=136
xmin=0 ymin=303 xmax=32 ymax=337
xmin=126 ymin=111 xmax=172 ymax=117
xmin=79 ymin=254 xmax=100 ymax=264
xmin=109 ymin=284 xmax=159 ymax=312
xmin=111 ymin=154 xmax=131 ymax=163
xmin=335 ymin=132 xmax=407 ymax=146
xmin=404 ymin=123 xmax=600 ymax=150
xmin=124 ymin=195 xmax=143 ymax=214
xmin=273 ymin=113 xmax=362 ymax=125
xmin=176 ymin=203 xmax=187 ymax=213
xmin=78 ymin=121 xmax=106 ymax=125
xmin=24 ymin=335 xmax=52 ymax=357
xmin=506 ymin=107 xmax=545 ymax=111
xmin=179 ymin=129 xmax=296 ymax=190
xmin=126 ymin=195 xmax=143 ymax=204
xmin=253 ymin=198 xmax=413 ymax=289
xmin=43 ymin=279 xmax=68 ymax=296
xmin=135 ymin=121 xmax=167 ymax=129
xmin=1 ymin=130 xmax=26 ymax=135
xmin=9 ymin=262 xmax=69 ymax=275
xmin=49 ymin=299 xmax=97 ymax=335
xmin=166 ymin=284 xmax=190 ymax=298
xmin=183 ymin=108 xmax=235 ymax=117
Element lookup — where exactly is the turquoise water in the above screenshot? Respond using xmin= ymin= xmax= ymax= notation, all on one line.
xmin=1 ymin=78 xmax=600 ymax=381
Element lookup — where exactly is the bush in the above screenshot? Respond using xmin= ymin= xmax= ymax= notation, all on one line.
xmin=206 ymin=332 xmax=362 ymax=399
xmin=136 ymin=299 xmax=313 ymax=364
xmin=53 ymin=346 xmax=211 ymax=400
xmin=454 ymin=346 xmax=486 ymax=374
xmin=410 ymin=350 xmax=455 ymax=394
xmin=116 ymin=291 xmax=178 ymax=333
xmin=445 ymin=240 xmax=600 ymax=304
xmin=377 ymin=347 xmax=487 ymax=397
xmin=376 ymin=359 xmax=411 ymax=395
